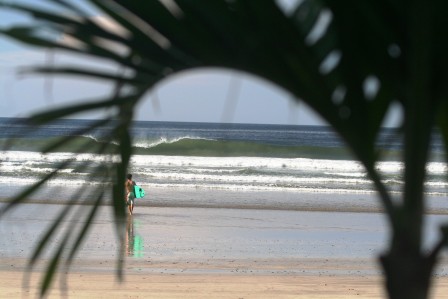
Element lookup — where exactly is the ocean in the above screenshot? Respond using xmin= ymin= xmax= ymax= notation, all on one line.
xmin=0 ymin=118 xmax=446 ymax=213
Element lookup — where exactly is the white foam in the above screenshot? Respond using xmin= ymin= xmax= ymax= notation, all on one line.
xmin=133 ymin=136 xmax=214 ymax=149
xmin=129 ymin=155 xmax=367 ymax=172
xmin=0 ymin=150 xmax=120 ymax=163
xmin=0 ymin=151 xmax=446 ymax=196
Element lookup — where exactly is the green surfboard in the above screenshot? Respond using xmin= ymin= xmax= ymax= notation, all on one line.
xmin=134 ymin=185 xmax=145 ymax=199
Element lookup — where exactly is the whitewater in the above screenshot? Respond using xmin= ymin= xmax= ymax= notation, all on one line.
xmin=0 ymin=118 xmax=446 ymax=212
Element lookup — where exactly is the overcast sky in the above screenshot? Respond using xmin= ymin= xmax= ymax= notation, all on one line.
xmin=0 ymin=1 xmax=400 ymax=126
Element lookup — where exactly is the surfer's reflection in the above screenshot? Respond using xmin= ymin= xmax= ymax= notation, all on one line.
xmin=125 ymin=217 xmax=143 ymax=258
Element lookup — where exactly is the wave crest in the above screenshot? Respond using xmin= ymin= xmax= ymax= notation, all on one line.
xmin=133 ymin=136 xmax=215 ymax=149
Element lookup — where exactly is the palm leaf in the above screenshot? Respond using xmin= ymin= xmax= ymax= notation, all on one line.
xmin=39 ymin=235 xmax=69 ymax=297
xmin=1 ymin=1 xmax=448 ymax=298
xmin=0 ymin=159 xmax=71 ymax=216
xmin=66 ymin=191 xmax=104 ymax=266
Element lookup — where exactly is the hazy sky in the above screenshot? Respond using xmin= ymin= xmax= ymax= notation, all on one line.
xmin=0 ymin=1 xmax=400 ymax=126
xmin=0 ymin=42 xmax=325 ymax=125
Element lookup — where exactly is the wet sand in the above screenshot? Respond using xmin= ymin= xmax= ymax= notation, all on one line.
xmin=1 ymin=203 xmax=448 ymax=298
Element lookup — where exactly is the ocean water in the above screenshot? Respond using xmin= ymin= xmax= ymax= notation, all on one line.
xmin=0 ymin=118 xmax=446 ymax=211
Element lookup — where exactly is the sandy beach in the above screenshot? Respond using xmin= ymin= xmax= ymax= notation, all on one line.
xmin=2 ymin=259 xmax=448 ymax=298
xmin=1 ymin=203 xmax=448 ymax=298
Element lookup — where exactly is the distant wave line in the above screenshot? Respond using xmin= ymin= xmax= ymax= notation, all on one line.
xmin=132 ymin=136 xmax=216 ymax=149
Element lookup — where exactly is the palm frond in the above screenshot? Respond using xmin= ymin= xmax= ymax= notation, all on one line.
xmin=1 ymin=1 xmax=448 ymax=298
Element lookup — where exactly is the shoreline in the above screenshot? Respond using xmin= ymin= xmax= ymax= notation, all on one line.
xmin=2 ymin=197 xmax=448 ymax=215
xmin=1 ymin=185 xmax=447 ymax=215
xmin=2 ymin=204 xmax=448 ymax=298
xmin=2 ymin=198 xmax=387 ymax=214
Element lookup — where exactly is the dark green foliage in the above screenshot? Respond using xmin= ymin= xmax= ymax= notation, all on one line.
xmin=0 ymin=1 xmax=447 ymax=298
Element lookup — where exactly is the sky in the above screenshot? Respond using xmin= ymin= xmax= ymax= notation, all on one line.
xmin=0 ymin=1 xmax=400 ymax=127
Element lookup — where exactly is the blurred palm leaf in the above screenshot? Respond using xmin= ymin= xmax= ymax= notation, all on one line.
xmin=1 ymin=0 xmax=447 ymax=298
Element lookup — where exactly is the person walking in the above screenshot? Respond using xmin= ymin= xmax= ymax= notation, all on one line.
xmin=125 ymin=174 xmax=136 ymax=215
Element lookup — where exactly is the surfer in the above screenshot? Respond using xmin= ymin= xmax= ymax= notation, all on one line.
xmin=125 ymin=174 xmax=136 ymax=215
